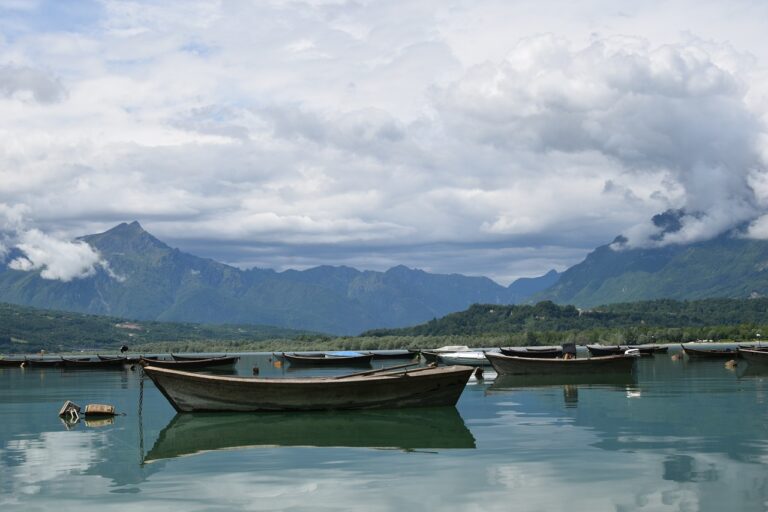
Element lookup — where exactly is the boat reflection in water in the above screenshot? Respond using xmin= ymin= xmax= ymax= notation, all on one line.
xmin=144 ymin=407 xmax=476 ymax=462
xmin=487 ymin=373 xmax=638 ymax=406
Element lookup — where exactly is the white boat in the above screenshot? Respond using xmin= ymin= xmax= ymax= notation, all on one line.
xmin=438 ymin=351 xmax=491 ymax=366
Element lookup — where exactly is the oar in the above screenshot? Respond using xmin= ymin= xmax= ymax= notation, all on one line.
xmin=332 ymin=361 xmax=420 ymax=379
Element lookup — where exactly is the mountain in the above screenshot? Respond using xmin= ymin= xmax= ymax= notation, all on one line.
xmin=536 ymin=233 xmax=768 ymax=307
xmin=0 ymin=301 xmax=308 ymax=354
xmin=0 ymin=222 xmax=558 ymax=334
xmin=363 ymin=298 xmax=768 ymax=337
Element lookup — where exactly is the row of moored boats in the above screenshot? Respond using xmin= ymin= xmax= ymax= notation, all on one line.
xmin=0 ymin=354 xmax=241 ymax=369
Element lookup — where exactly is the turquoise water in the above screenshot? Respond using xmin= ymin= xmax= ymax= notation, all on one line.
xmin=1 ymin=353 xmax=768 ymax=511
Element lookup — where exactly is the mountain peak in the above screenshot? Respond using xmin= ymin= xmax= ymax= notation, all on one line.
xmin=79 ymin=221 xmax=169 ymax=254
xmin=110 ymin=220 xmax=146 ymax=234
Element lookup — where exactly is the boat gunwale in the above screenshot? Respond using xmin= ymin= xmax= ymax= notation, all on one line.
xmin=143 ymin=363 xmax=474 ymax=385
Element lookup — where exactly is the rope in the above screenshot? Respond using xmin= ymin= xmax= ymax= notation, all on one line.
xmin=138 ymin=365 xmax=145 ymax=466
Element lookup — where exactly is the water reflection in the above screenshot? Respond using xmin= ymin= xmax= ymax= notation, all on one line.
xmin=486 ymin=373 xmax=638 ymax=404
xmin=5 ymin=354 xmax=768 ymax=511
xmin=145 ymin=407 xmax=476 ymax=462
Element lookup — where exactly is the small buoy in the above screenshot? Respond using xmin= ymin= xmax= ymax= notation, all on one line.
xmin=83 ymin=404 xmax=117 ymax=416
xmin=725 ymin=359 xmax=738 ymax=369
xmin=253 ymin=367 xmax=260 ymax=375
xmin=671 ymin=353 xmax=683 ymax=361
xmin=474 ymin=367 xmax=484 ymax=380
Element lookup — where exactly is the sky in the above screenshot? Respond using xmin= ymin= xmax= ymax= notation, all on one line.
xmin=1 ymin=0 xmax=768 ymax=285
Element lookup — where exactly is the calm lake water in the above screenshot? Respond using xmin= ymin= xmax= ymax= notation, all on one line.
xmin=2 ymin=351 xmax=768 ymax=511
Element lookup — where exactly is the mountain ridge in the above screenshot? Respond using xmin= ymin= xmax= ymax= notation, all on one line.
xmin=0 ymin=222 xmax=559 ymax=334
xmin=535 ymin=232 xmax=768 ymax=306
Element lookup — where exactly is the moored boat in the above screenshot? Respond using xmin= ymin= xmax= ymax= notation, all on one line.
xmin=62 ymin=357 xmax=127 ymax=369
xmin=23 ymin=358 xmax=64 ymax=368
xmin=680 ymin=344 xmax=739 ymax=359
xmin=282 ymin=352 xmax=373 ymax=366
xmin=628 ymin=344 xmax=669 ymax=355
xmin=437 ymin=351 xmax=491 ymax=366
xmin=367 ymin=350 xmax=420 ymax=360
xmin=486 ymin=352 xmax=638 ymax=376
xmin=171 ymin=354 xmax=228 ymax=361
xmin=139 ymin=355 xmax=240 ymax=370
xmin=143 ymin=363 xmax=474 ymax=412
xmin=738 ymin=345 xmax=768 ymax=352
xmin=0 ymin=358 xmax=25 ymax=367
xmin=738 ymin=348 xmax=768 ymax=365
xmin=588 ymin=344 xmax=667 ymax=357
xmin=98 ymin=354 xmax=142 ymax=363
xmin=499 ymin=347 xmax=562 ymax=359
xmin=420 ymin=345 xmax=471 ymax=363
xmin=586 ymin=345 xmax=624 ymax=357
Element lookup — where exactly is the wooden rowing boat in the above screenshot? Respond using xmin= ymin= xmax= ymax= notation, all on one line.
xmin=368 ymin=350 xmax=420 ymax=360
xmin=98 ymin=354 xmax=141 ymax=363
xmin=629 ymin=345 xmax=669 ymax=355
xmin=282 ymin=352 xmax=373 ymax=366
xmin=23 ymin=358 xmax=64 ymax=368
xmin=586 ymin=345 xmax=663 ymax=357
xmin=171 ymin=354 xmax=229 ymax=361
xmin=738 ymin=345 xmax=768 ymax=352
xmin=586 ymin=345 xmax=625 ymax=356
xmin=437 ymin=351 xmax=491 ymax=366
xmin=61 ymin=357 xmax=127 ymax=369
xmin=680 ymin=344 xmax=739 ymax=359
xmin=140 ymin=355 xmax=240 ymax=370
xmin=420 ymin=345 xmax=471 ymax=363
xmin=143 ymin=364 xmax=474 ymax=412
xmin=0 ymin=358 xmax=25 ymax=367
xmin=738 ymin=348 xmax=768 ymax=365
xmin=144 ymin=406 xmax=475 ymax=461
xmin=485 ymin=352 xmax=638 ymax=376
xmin=499 ymin=347 xmax=562 ymax=359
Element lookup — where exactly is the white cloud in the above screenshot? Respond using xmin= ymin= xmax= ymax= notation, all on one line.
xmin=0 ymin=1 xmax=767 ymax=282
xmin=439 ymin=35 xmax=766 ymax=248
xmin=8 ymin=228 xmax=106 ymax=281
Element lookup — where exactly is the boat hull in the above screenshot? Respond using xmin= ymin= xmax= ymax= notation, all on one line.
xmin=499 ymin=347 xmax=562 ymax=359
xmin=282 ymin=353 xmax=373 ymax=366
xmin=62 ymin=357 xmax=127 ymax=369
xmin=437 ymin=353 xmax=491 ymax=366
xmin=140 ymin=356 xmax=240 ymax=370
xmin=369 ymin=351 xmax=420 ymax=360
xmin=739 ymin=349 xmax=768 ymax=365
xmin=23 ymin=358 xmax=63 ymax=368
xmin=681 ymin=345 xmax=739 ymax=359
xmin=486 ymin=352 xmax=637 ymax=376
xmin=587 ymin=345 xmax=664 ymax=357
xmin=144 ymin=364 xmax=474 ymax=412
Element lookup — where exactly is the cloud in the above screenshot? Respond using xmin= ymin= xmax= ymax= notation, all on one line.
xmin=0 ymin=65 xmax=65 ymax=103
xmin=8 ymin=228 xmax=106 ymax=281
xmin=0 ymin=2 xmax=767 ymax=283
xmin=438 ymin=35 xmax=766 ymax=248
xmin=0 ymin=205 xmax=117 ymax=282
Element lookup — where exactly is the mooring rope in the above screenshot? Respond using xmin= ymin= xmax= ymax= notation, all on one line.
xmin=138 ymin=365 xmax=145 ymax=466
